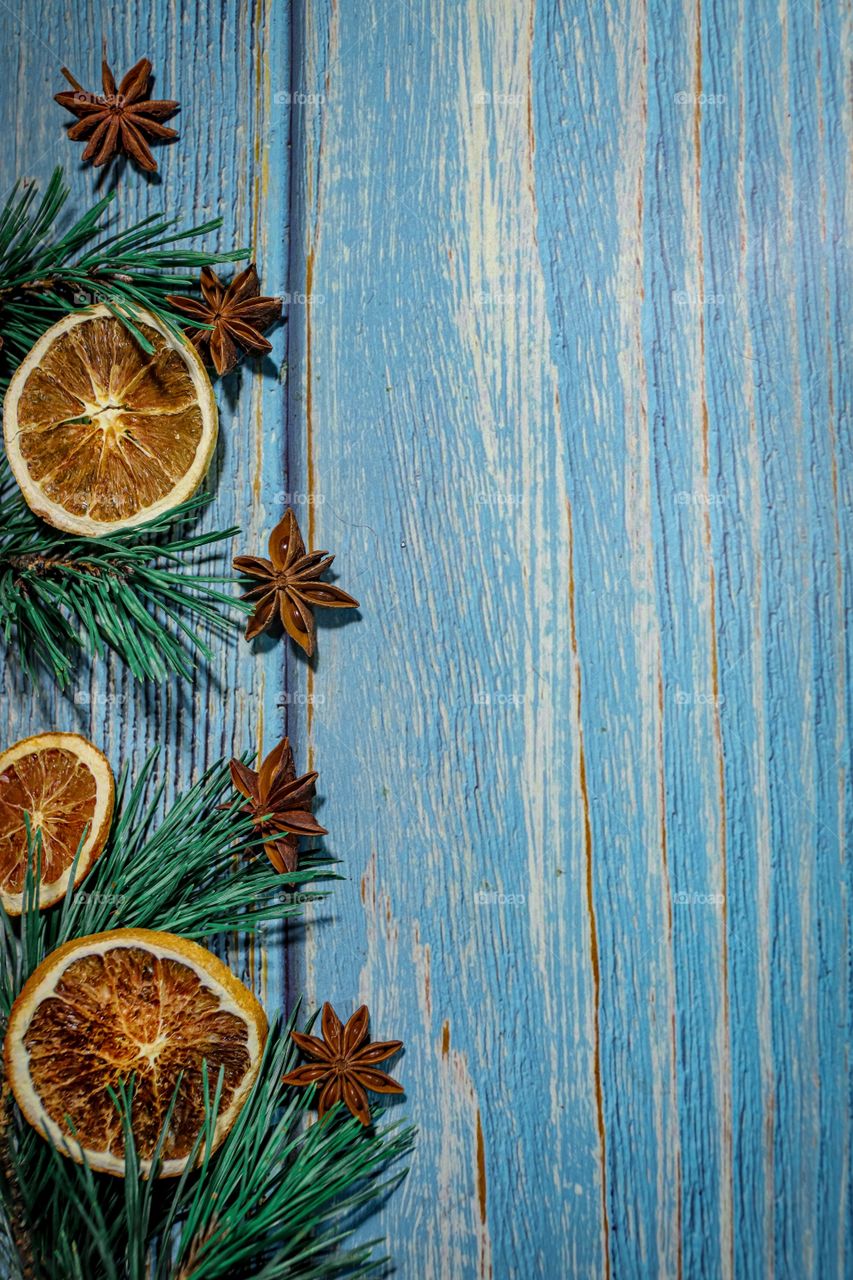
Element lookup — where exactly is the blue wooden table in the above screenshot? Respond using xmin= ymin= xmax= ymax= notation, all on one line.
xmin=0 ymin=1 xmax=849 ymax=1277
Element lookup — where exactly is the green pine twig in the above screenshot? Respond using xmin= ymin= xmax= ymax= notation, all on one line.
xmin=0 ymin=467 xmax=250 ymax=685
xmin=0 ymin=1021 xmax=412 ymax=1280
xmin=0 ymin=168 xmax=245 ymax=392
xmin=0 ymin=758 xmax=411 ymax=1280
xmin=0 ymin=750 xmax=337 ymax=1016
xmin=0 ymin=168 xmax=253 ymax=688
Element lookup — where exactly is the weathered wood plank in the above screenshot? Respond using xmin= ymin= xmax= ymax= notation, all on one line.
xmin=536 ymin=3 xmax=688 ymax=1274
xmin=288 ymin=2 xmax=608 ymax=1276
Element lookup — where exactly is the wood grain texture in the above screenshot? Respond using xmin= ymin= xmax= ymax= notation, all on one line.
xmin=287 ymin=1 xmax=851 ymax=1277
xmin=1 ymin=1 xmax=850 ymax=1278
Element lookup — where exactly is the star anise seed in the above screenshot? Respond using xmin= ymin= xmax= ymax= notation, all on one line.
xmin=281 ymin=1003 xmax=404 ymax=1126
xmin=166 ymin=264 xmax=281 ymax=376
xmin=229 ymin=737 xmax=326 ymax=875
xmin=233 ymin=507 xmax=359 ymax=656
xmin=55 ymin=56 xmax=179 ymax=172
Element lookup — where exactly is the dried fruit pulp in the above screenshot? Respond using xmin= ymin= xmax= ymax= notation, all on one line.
xmin=5 ymin=930 xmax=267 ymax=1177
xmin=0 ymin=734 xmax=113 ymax=914
xmin=3 ymin=306 xmax=217 ymax=535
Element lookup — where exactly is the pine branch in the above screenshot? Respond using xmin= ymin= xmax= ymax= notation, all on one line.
xmin=0 ymin=759 xmax=410 ymax=1280
xmin=0 ymin=465 xmax=250 ymax=685
xmin=0 ymin=169 xmax=245 ymax=392
xmin=0 ymin=751 xmax=337 ymax=1017
xmin=161 ymin=1020 xmax=413 ymax=1280
xmin=0 ymin=170 xmax=253 ymax=688
xmin=0 ymin=1019 xmax=413 ymax=1280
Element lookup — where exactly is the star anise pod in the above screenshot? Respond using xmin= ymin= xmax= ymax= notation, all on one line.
xmin=282 ymin=1003 xmax=404 ymax=1126
xmin=234 ymin=507 xmax=359 ymax=656
xmin=55 ymin=56 xmax=179 ymax=172
xmin=229 ymin=737 xmax=326 ymax=874
xmin=166 ymin=265 xmax=281 ymax=376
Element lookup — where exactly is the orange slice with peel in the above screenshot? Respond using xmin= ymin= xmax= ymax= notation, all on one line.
xmin=4 ymin=928 xmax=268 ymax=1178
xmin=3 ymin=305 xmax=217 ymax=536
xmin=0 ymin=732 xmax=114 ymax=915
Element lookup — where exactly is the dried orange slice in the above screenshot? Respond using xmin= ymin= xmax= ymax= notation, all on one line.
xmin=4 ymin=929 xmax=268 ymax=1178
xmin=0 ymin=733 xmax=114 ymax=915
xmin=3 ymin=305 xmax=217 ymax=536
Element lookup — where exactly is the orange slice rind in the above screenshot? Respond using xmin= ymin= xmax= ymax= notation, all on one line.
xmin=4 ymin=928 xmax=268 ymax=1178
xmin=0 ymin=732 xmax=114 ymax=915
xmin=3 ymin=305 xmax=218 ymax=536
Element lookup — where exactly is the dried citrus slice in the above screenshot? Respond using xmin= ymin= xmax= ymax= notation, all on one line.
xmin=4 ymin=928 xmax=268 ymax=1178
xmin=0 ymin=733 xmax=114 ymax=915
xmin=3 ymin=305 xmax=217 ymax=536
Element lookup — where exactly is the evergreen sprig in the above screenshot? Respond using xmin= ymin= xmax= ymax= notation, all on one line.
xmin=0 ymin=1016 xmax=413 ymax=1280
xmin=0 ymin=472 xmax=249 ymax=685
xmin=0 ymin=168 xmax=244 ymax=388
xmin=0 ymin=754 xmax=410 ymax=1280
xmin=0 ymin=750 xmax=337 ymax=1017
xmin=0 ymin=169 xmax=251 ymax=688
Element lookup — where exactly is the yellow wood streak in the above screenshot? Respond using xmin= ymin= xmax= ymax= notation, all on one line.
xmin=567 ymin=496 xmax=610 ymax=1280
